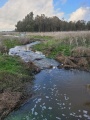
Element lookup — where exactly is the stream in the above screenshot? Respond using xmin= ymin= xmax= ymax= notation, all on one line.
xmin=5 ymin=42 xmax=90 ymax=120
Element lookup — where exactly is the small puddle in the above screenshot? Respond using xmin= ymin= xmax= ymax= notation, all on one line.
xmin=5 ymin=42 xmax=90 ymax=120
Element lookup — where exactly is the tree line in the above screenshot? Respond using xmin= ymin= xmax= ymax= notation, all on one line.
xmin=15 ymin=12 xmax=90 ymax=32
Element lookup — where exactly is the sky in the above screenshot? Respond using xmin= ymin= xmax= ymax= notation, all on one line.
xmin=0 ymin=0 xmax=90 ymax=31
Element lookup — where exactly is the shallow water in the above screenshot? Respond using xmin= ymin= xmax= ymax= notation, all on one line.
xmin=6 ymin=42 xmax=90 ymax=120
xmin=5 ymin=68 xmax=90 ymax=120
xmin=9 ymin=41 xmax=59 ymax=69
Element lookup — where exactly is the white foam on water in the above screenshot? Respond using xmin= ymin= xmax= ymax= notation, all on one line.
xmin=34 ymin=112 xmax=38 ymax=115
xmin=69 ymin=103 xmax=71 ymax=105
xmin=31 ymin=108 xmax=34 ymax=114
xmin=36 ymin=98 xmax=42 ymax=104
xmin=78 ymin=115 xmax=82 ymax=118
xmin=48 ymin=107 xmax=52 ymax=110
xmin=64 ymin=96 xmax=69 ymax=100
xmin=45 ymin=96 xmax=49 ymax=99
xmin=83 ymin=110 xmax=88 ymax=114
xmin=56 ymin=117 xmax=61 ymax=120
xmin=78 ymin=110 xmax=81 ymax=112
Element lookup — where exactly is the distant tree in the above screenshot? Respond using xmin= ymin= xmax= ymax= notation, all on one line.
xmin=15 ymin=12 xmax=89 ymax=32
xmin=15 ymin=21 xmax=23 ymax=32
xmin=24 ymin=12 xmax=34 ymax=31
xmin=87 ymin=21 xmax=90 ymax=30
xmin=15 ymin=12 xmax=34 ymax=32
xmin=75 ymin=20 xmax=86 ymax=30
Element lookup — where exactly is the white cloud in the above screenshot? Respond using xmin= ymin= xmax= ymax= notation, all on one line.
xmin=0 ymin=0 xmax=64 ymax=31
xmin=69 ymin=7 xmax=90 ymax=22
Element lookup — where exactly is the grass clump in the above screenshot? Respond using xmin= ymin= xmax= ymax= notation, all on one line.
xmin=71 ymin=47 xmax=90 ymax=57
xmin=0 ymin=37 xmax=22 ymax=54
xmin=3 ymin=39 xmax=21 ymax=50
xmin=33 ymin=39 xmax=72 ymax=58
xmin=0 ymin=55 xmax=34 ymax=92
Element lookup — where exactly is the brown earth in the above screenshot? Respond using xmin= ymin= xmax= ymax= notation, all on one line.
xmin=0 ymin=62 xmax=40 ymax=120
xmin=0 ymin=91 xmax=22 ymax=120
xmin=56 ymin=54 xmax=90 ymax=71
xmin=56 ymin=47 xmax=90 ymax=71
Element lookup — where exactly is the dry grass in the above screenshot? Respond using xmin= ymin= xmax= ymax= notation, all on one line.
xmin=1 ymin=31 xmax=90 ymax=38
xmin=71 ymin=47 xmax=90 ymax=57
xmin=0 ymin=34 xmax=36 ymax=54
xmin=0 ymin=31 xmax=90 ymax=57
xmin=26 ymin=31 xmax=90 ymax=48
xmin=25 ymin=31 xmax=90 ymax=38
xmin=30 ymin=31 xmax=90 ymax=58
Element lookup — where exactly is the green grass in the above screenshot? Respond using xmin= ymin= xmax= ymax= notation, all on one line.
xmin=32 ymin=35 xmax=90 ymax=58
xmin=0 ymin=55 xmax=25 ymax=74
xmin=0 ymin=55 xmax=34 ymax=92
xmin=3 ymin=39 xmax=21 ymax=49
xmin=33 ymin=39 xmax=72 ymax=58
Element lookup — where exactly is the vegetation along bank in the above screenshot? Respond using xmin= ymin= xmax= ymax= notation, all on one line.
xmin=0 ymin=31 xmax=90 ymax=119
xmin=0 ymin=35 xmax=40 ymax=120
xmin=32 ymin=31 xmax=90 ymax=71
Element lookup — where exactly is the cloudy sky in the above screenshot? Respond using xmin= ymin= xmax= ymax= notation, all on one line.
xmin=0 ymin=0 xmax=90 ymax=31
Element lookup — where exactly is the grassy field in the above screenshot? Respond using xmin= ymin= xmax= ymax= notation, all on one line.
xmin=31 ymin=31 xmax=90 ymax=58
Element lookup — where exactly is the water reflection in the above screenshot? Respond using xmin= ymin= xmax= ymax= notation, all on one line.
xmin=6 ymin=69 xmax=90 ymax=120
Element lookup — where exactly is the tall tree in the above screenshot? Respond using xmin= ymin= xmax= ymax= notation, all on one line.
xmin=15 ymin=12 xmax=90 ymax=32
xmin=87 ymin=21 xmax=90 ymax=30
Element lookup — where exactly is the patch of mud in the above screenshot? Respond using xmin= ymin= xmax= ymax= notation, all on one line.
xmin=0 ymin=91 xmax=22 ymax=120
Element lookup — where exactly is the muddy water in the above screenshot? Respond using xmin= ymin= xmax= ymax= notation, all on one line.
xmin=6 ymin=42 xmax=90 ymax=120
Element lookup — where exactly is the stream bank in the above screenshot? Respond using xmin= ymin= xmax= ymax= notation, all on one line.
xmin=0 ymin=59 xmax=40 ymax=120
xmin=1 ymin=41 xmax=59 ymax=120
xmin=56 ymin=54 xmax=90 ymax=72
xmin=56 ymin=46 xmax=90 ymax=72
xmin=4 ymin=41 xmax=90 ymax=120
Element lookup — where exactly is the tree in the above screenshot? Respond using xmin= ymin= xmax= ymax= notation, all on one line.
xmin=87 ymin=21 xmax=90 ymax=30
xmin=15 ymin=12 xmax=89 ymax=32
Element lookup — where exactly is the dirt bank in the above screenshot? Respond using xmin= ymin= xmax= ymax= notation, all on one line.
xmin=55 ymin=47 xmax=90 ymax=71
xmin=0 ymin=61 xmax=40 ymax=120
xmin=56 ymin=54 xmax=90 ymax=71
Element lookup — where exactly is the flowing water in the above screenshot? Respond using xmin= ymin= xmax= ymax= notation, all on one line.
xmin=9 ymin=41 xmax=59 ymax=69
xmin=5 ymin=42 xmax=90 ymax=120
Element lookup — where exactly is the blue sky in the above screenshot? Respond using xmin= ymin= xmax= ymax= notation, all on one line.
xmin=54 ymin=0 xmax=90 ymax=13
xmin=0 ymin=0 xmax=90 ymax=31
xmin=0 ymin=0 xmax=8 ymax=7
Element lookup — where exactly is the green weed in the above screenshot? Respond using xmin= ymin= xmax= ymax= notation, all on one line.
xmin=3 ymin=39 xmax=21 ymax=49
xmin=0 ymin=55 xmax=33 ymax=92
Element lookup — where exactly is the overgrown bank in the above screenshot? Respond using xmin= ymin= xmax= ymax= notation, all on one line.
xmin=0 ymin=36 xmax=40 ymax=119
xmin=32 ymin=34 xmax=90 ymax=71
xmin=0 ymin=32 xmax=90 ymax=119
xmin=0 ymin=55 xmax=40 ymax=119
